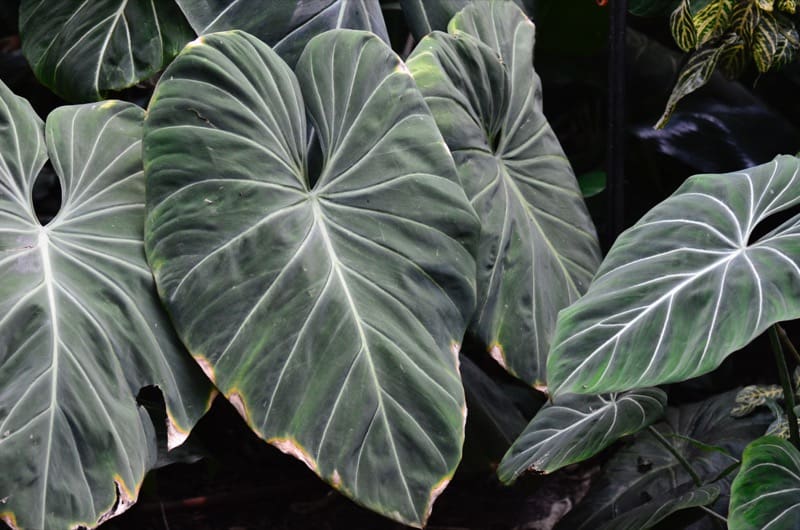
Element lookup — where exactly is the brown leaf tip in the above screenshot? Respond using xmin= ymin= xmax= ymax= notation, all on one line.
xmin=489 ymin=343 xmax=507 ymax=369
xmin=195 ymin=355 xmax=216 ymax=384
xmin=269 ymin=437 xmax=318 ymax=473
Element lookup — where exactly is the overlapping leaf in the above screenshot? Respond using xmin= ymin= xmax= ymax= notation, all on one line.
xmin=174 ymin=0 xmax=389 ymax=67
xmin=548 ymin=156 xmax=800 ymax=397
xmin=598 ymin=484 xmax=720 ymax=530
xmin=19 ymin=0 xmax=194 ymax=102
xmin=694 ymin=0 xmax=735 ymax=46
xmin=399 ymin=0 xmax=533 ymax=39
xmin=671 ymin=0 xmax=698 ymax=51
xmin=0 ymin=84 xmax=212 ymax=530
xmin=407 ymin=2 xmax=600 ymax=387
xmin=559 ymin=390 xmax=771 ymax=529
xmin=498 ymin=389 xmax=666 ymax=481
xmin=730 ymin=436 xmax=800 ymax=529
xmin=144 ymin=30 xmax=479 ymax=527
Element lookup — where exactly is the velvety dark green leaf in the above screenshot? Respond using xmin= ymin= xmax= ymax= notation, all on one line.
xmin=0 ymin=85 xmax=212 ymax=530
xmin=399 ymin=0 xmax=532 ymax=39
xmin=408 ymin=2 xmax=600 ymax=387
xmin=19 ymin=0 xmax=194 ymax=102
xmin=558 ymin=390 xmax=770 ymax=529
xmin=598 ymin=484 xmax=720 ymax=530
xmin=671 ymin=0 xmax=698 ymax=51
xmin=498 ymin=388 xmax=666 ymax=482
xmin=730 ymin=436 xmax=800 ymax=529
xmin=548 ymin=156 xmax=800 ymax=397
xmin=174 ymin=0 xmax=389 ymax=67
xmin=144 ymin=30 xmax=478 ymax=527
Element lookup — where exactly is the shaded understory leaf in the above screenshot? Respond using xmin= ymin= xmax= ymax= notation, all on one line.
xmin=730 ymin=436 xmax=800 ymax=529
xmin=548 ymin=155 xmax=800 ymax=397
xmin=0 ymin=82 xmax=212 ymax=530
xmin=598 ymin=484 xmax=720 ymax=530
xmin=498 ymin=388 xmax=666 ymax=482
xmin=144 ymin=29 xmax=478 ymax=527
xmin=558 ymin=390 xmax=771 ymax=529
xmin=408 ymin=1 xmax=600 ymax=387
xmin=19 ymin=0 xmax=194 ymax=101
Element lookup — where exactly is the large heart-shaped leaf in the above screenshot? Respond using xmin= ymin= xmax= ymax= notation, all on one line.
xmin=729 ymin=436 xmax=800 ymax=530
xmin=144 ymin=30 xmax=479 ymax=527
xmin=548 ymin=155 xmax=800 ymax=396
xmin=174 ymin=0 xmax=389 ymax=67
xmin=0 ymin=85 xmax=212 ymax=530
xmin=558 ymin=390 xmax=771 ymax=529
xmin=407 ymin=2 xmax=601 ymax=387
xmin=498 ymin=388 xmax=666 ymax=481
xmin=19 ymin=0 xmax=194 ymax=102
xmin=398 ymin=0 xmax=533 ymax=39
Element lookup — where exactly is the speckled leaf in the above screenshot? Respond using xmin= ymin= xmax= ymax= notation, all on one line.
xmin=598 ymin=484 xmax=720 ymax=530
xmin=0 ymin=85 xmax=212 ymax=530
xmin=498 ymin=389 xmax=666 ymax=481
xmin=730 ymin=436 xmax=800 ymax=529
xmin=19 ymin=0 xmax=193 ymax=102
xmin=144 ymin=30 xmax=478 ymax=527
xmin=174 ymin=0 xmax=389 ymax=67
xmin=548 ymin=156 xmax=800 ymax=397
xmin=407 ymin=2 xmax=600 ymax=387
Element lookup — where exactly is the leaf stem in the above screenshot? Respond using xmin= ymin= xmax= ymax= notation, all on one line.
xmin=699 ymin=505 xmax=728 ymax=524
xmin=769 ymin=325 xmax=800 ymax=450
xmin=777 ymin=324 xmax=800 ymax=367
xmin=647 ymin=425 xmax=702 ymax=487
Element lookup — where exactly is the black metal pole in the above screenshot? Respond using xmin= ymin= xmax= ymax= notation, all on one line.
xmin=606 ymin=0 xmax=627 ymax=249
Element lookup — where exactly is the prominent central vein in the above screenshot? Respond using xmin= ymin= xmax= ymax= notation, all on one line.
xmin=38 ymin=227 xmax=59 ymax=529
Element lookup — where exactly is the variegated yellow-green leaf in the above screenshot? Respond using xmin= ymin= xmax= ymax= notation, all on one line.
xmin=756 ymin=0 xmax=776 ymax=11
xmin=144 ymin=30 xmax=479 ymax=527
xmin=732 ymin=0 xmax=762 ymax=47
xmin=752 ymin=11 xmax=799 ymax=72
xmin=407 ymin=2 xmax=600 ymax=387
xmin=719 ymin=34 xmax=748 ymax=78
xmin=693 ymin=0 xmax=735 ymax=45
xmin=730 ymin=436 xmax=800 ymax=529
xmin=498 ymin=389 xmax=666 ymax=482
xmin=19 ymin=0 xmax=194 ymax=102
xmin=0 ymin=83 xmax=212 ymax=530
xmin=778 ymin=0 xmax=797 ymax=14
xmin=656 ymin=33 xmax=738 ymax=128
xmin=731 ymin=385 xmax=784 ymax=417
xmin=547 ymin=156 xmax=800 ymax=396
xmin=671 ymin=0 xmax=698 ymax=51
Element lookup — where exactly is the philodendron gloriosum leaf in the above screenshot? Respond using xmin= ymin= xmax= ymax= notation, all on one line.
xmin=174 ymin=0 xmax=389 ymax=67
xmin=398 ymin=0 xmax=533 ymax=39
xmin=729 ymin=436 xmax=800 ymax=529
xmin=0 ymin=85 xmax=212 ymax=530
xmin=498 ymin=388 xmax=666 ymax=482
xmin=548 ymin=155 xmax=800 ymax=397
xmin=19 ymin=0 xmax=194 ymax=102
xmin=144 ymin=30 xmax=479 ymax=527
xmin=407 ymin=2 xmax=601 ymax=387
xmin=598 ymin=484 xmax=721 ymax=530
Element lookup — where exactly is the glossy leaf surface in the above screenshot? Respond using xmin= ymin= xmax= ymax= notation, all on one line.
xmin=174 ymin=0 xmax=389 ymax=67
xmin=0 ymin=87 xmax=211 ymax=530
xmin=730 ymin=436 xmax=800 ymax=529
xmin=144 ymin=30 xmax=478 ymax=527
xmin=498 ymin=388 xmax=666 ymax=481
xmin=408 ymin=2 xmax=600 ymax=387
xmin=19 ymin=0 xmax=193 ymax=102
xmin=548 ymin=156 xmax=800 ymax=396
